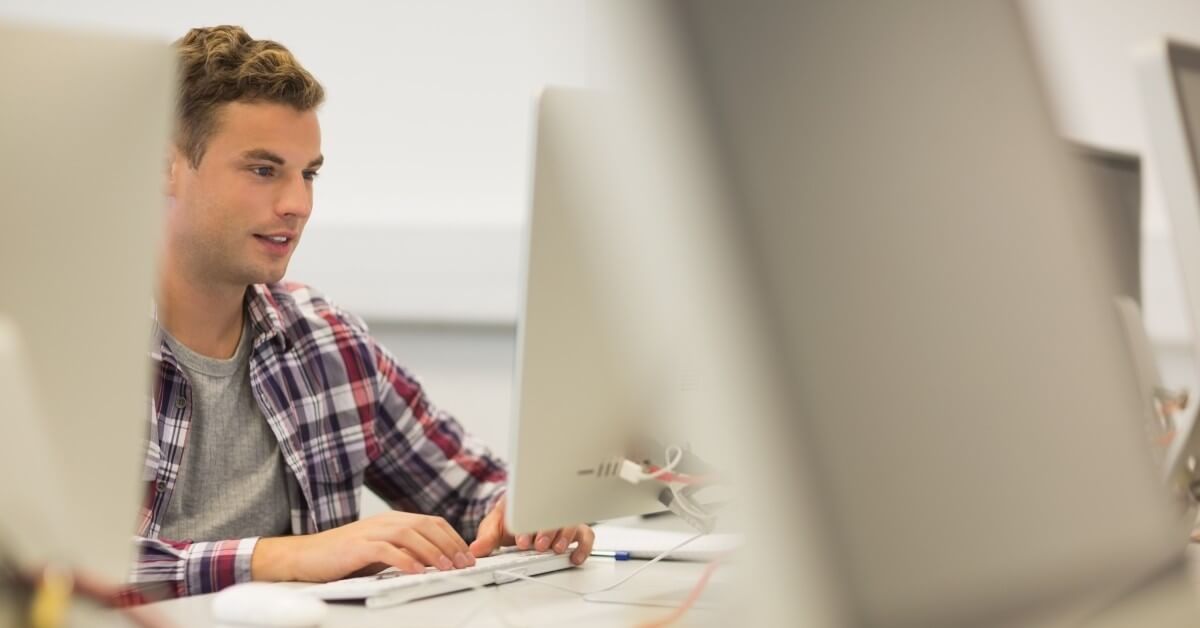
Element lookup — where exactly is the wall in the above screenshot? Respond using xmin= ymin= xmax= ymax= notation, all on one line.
xmin=0 ymin=0 xmax=585 ymax=325
xmin=8 ymin=0 xmax=1200 ymax=516
xmin=0 ymin=1 xmax=582 ymax=515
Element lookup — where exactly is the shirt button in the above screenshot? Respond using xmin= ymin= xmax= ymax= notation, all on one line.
xmin=155 ymin=479 xmax=167 ymax=492
xmin=175 ymin=396 xmax=186 ymax=409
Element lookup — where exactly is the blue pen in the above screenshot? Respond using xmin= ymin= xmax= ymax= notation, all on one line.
xmin=590 ymin=550 xmax=632 ymax=561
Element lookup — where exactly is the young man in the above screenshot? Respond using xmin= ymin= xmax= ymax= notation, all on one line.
xmin=131 ymin=25 xmax=592 ymax=600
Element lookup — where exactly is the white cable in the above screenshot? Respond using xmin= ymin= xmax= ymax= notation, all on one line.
xmin=640 ymin=445 xmax=685 ymax=481
xmin=667 ymin=483 xmax=711 ymax=520
xmin=492 ymin=531 xmax=707 ymax=597
xmin=448 ymin=443 xmax=709 ymax=621
xmin=639 ymin=443 xmax=711 ymax=521
xmin=376 ymin=560 xmax=528 ymax=628
xmin=428 ymin=532 xmax=709 ymax=626
xmin=393 ymin=533 xmax=704 ymax=627
xmin=588 ymin=530 xmax=705 ymax=594
xmin=485 ymin=570 xmax=586 ymax=596
xmin=435 ymin=570 xmax=524 ymax=628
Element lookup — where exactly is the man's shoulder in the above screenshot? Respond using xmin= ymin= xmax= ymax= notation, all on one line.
xmin=254 ymin=281 xmax=371 ymax=344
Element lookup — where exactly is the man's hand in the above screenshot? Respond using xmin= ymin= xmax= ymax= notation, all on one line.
xmin=468 ymin=496 xmax=595 ymax=565
xmin=251 ymin=512 xmax=478 ymax=583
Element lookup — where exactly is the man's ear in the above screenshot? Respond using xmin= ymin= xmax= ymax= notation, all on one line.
xmin=165 ymin=145 xmax=183 ymax=199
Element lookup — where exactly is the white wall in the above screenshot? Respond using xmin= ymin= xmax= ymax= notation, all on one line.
xmin=0 ymin=0 xmax=587 ymax=323
xmin=0 ymin=0 xmax=588 ymax=224
xmin=1022 ymin=0 xmax=1200 ymax=155
xmin=0 ymin=1 xmax=581 ymax=516
xmin=12 ymin=1 xmax=1200 ymax=513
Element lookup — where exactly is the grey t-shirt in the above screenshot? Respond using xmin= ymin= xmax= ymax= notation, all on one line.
xmin=158 ymin=318 xmax=293 ymax=541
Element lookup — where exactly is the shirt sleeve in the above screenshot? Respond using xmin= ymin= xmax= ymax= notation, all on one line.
xmin=363 ymin=339 xmax=507 ymax=541
xmin=121 ymin=535 xmax=258 ymax=603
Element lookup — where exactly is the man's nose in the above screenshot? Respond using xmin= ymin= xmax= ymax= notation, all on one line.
xmin=275 ymin=173 xmax=312 ymax=219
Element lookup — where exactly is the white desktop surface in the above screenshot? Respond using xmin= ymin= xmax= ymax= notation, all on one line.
xmin=134 ymin=550 xmax=1200 ymax=628
xmin=133 ymin=520 xmax=1200 ymax=627
xmin=141 ymin=556 xmax=718 ymax=628
xmin=137 ymin=515 xmax=727 ymax=628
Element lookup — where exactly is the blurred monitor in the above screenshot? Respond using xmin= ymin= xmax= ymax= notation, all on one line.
xmin=0 ymin=21 xmax=172 ymax=584
xmin=1135 ymin=39 xmax=1200 ymax=397
xmin=1072 ymin=144 xmax=1142 ymax=304
xmin=1135 ymin=36 xmax=1200 ymax=542
xmin=1137 ymin=39 xmax=1200 ymax=342
xmin=508 ymin=2 xmax=1191 ymax=627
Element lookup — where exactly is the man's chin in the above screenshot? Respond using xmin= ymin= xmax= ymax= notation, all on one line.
xmin=238 ymin=266 xmax=288 ymax=287
xmin=259 ymin=270 xmax=288 ymax=286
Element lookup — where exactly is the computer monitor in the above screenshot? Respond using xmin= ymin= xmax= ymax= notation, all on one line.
xmin=1135 ymin=36 xmax=1200 ymax=534
xmin=1137 ymin=40 xmax=1200 ymax=341
xmin=506 ymin=88 xmax=737 ymax=533
xmin=508 ymin=2 xmax=1191 ymax=626
xmin=1069 ymin=145 xmax=1179 ymax=464
xmin=0 ymin=20 xmax=173 ymax=589
xmin=1073 ymin=144 xmax=1142 ymax=304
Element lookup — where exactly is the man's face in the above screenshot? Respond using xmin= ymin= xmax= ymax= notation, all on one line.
xmin=166 ymin=101 xmax=322 ymax=288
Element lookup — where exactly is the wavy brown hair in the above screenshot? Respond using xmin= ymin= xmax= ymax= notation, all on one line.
xmin=173 ymin=25 xmax=324 ymax=167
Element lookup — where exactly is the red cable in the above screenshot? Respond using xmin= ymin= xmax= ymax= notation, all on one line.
xmin=644 ymin=466 xmax=712 ymax=485
xmin=634 ymin=560 xmax=721 ymax=628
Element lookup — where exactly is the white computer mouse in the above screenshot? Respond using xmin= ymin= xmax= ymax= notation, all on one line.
xmin=211 ymin=582 xmax=328 ymax=627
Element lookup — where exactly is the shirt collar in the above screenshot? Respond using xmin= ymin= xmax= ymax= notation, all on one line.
xmin=245 ymin=284 xmax=290 ymax=352
xmin=150 ymin=284 xmax=290 ymax=360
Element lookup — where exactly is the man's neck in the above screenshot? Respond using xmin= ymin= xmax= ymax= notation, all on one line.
xmin=157 ymin=264 xmax=247 ymax=360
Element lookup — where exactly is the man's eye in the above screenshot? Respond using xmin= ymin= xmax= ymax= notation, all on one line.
xmin=303 ymin=170 xmax=320 ymax=181
xmin=251 ymin=166 xmax=274 ymax=177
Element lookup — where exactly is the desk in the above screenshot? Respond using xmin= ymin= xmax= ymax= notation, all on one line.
xmin=140 ymin=516 xmax=728 ymax=628
xmin=139 ymin=518 xmax=1200 ymax=628
xmin=134 ymin=543 xmax=1200 ymax=628
xmin=143 ymin=557 xmax=720 ymax=628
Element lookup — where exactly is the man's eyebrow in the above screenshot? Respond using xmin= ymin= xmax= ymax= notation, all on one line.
xmin=241 ymin=149 xmax=285 ymax=165
xmin=241 ymin=149 xmax=323 ymax=169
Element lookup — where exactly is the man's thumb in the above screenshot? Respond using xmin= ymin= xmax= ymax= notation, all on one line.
xmin=470 ymin=509 xmax=501 ymax=555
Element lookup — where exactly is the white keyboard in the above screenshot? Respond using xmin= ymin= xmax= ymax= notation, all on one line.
xmin=303 ymin=549 xmax=576 ymax=609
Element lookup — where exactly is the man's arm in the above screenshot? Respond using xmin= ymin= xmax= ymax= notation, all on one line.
xmin=130 ymin=516 xmax=470 ymax=603
xmin=121 ymin=535 xmax=258 ymax=604
xmin=357 ymin=333 xmax=594 ymax=564
xmin=363 ymin=341 xmax=507 ymax=541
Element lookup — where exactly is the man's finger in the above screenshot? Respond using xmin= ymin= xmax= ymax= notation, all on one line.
xmin=570 ymin=526 xmax=595 ymax=565
xmin=385 ymin=528 xmax=456 ymax=571
xmin=469 ymin=506 xmax=504 ymax=558
xmin=412 ymin=517 xmax=473 ymax=567
xmin=367 ymin=541 xmax=424 ymax=575
xmin=551 ymin=527 xmax=578 ymax=554
xmin=432 ymin=517 xmax=472 ymax=557
xmin=491 ymin=495 xmax=516 ymax=547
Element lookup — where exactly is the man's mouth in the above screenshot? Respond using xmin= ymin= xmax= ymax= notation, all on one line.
xmin=253 ymin=233 xmax=296 ymax=253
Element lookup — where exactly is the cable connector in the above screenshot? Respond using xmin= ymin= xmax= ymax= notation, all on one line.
xmin=618 ymin=459 xmax=645 ymax=485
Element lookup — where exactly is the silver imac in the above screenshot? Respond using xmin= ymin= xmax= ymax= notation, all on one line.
xmin=508 ymin=2 xmax=1193 ymax=626
xmin=0 ymin=20 xmax=173 ymax=599
xmin=1136 ymin=38 xmax=1200 ymax=510
xmin=1137 ymin=39 xmax=1200 ymax=354
xmin=1073 ymin=144 xmax=1142 ymax=304
xmin=506 ymin=88 xmax=733 ymax=534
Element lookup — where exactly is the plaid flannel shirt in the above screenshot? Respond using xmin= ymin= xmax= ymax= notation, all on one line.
xmin=126 ymin=282 xmax=507 ymax=601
